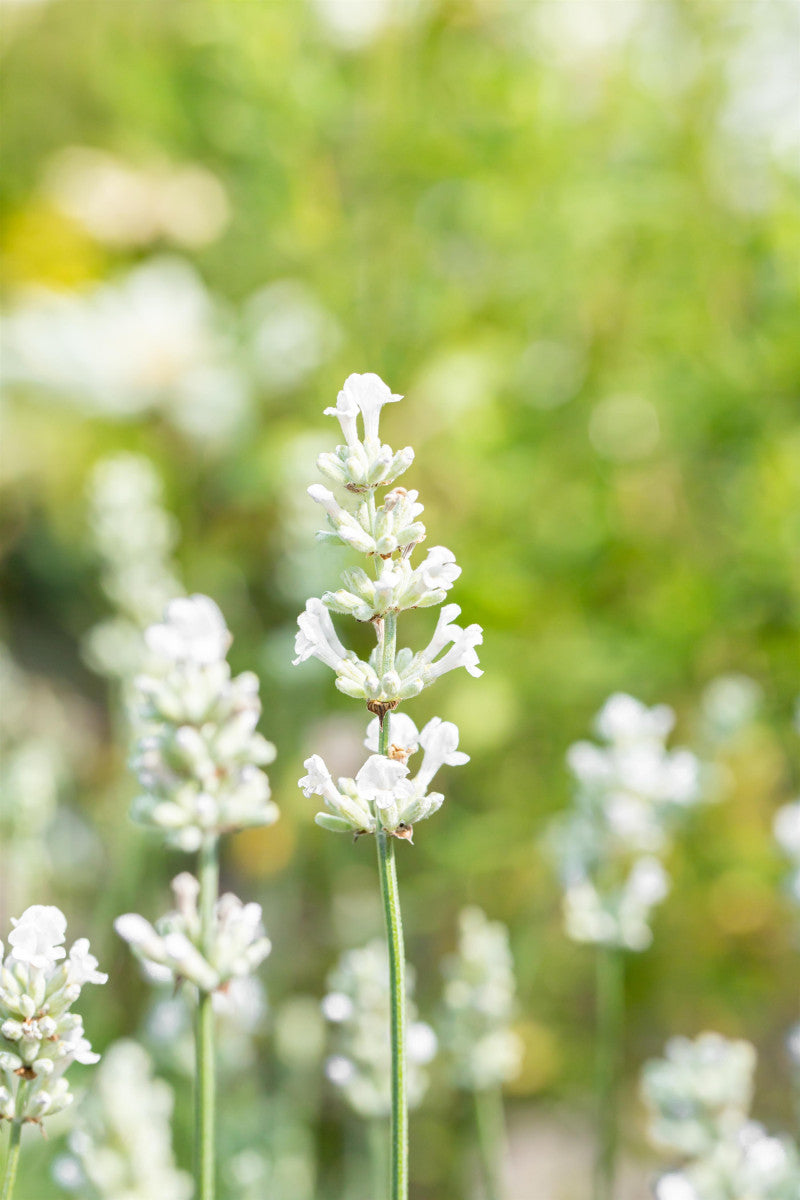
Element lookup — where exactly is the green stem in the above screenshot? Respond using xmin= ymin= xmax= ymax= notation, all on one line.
xmin=195 ymin=835 xmax=219 ymax=1200
xmin=473 ymin=1086 xmax=508 ymax=1200
xmin=1 ymin=1082 xmax=28 ymax=1200
xmin=375 ymin=671 xmax=408 ymax=1200
xmin=593 ymin=945 xmax=625 ymax=1200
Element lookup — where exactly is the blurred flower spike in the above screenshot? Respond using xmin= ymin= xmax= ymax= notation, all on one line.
xmin=550 ymin=693 xmax=708 ymax=951
xmin=0 ymin=906 xmax=106 ymax=1124
xmin=321 ymin=939 xmax=436 ymax=1119
xmin=129 ymin=594 xmax=278 ymax=851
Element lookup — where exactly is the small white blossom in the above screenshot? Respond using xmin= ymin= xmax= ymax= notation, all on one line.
xmin=301 ymin=714 xmax=469 ymax=838
xmin=439 ymin=908 xmax=523 ymax=1091
xmin=1 ymin=906 xmax=106 ymax=1124
xmin=321 ymin=939 xmax=436 ymax=1118
xmin=316 ymin=373 xmax=413 ymax=490
xmin=115 ymin=873 xmax=271 ymax=994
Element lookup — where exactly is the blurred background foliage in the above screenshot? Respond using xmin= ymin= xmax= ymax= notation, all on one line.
xmin=0 ymin=0 xmax=799 ymax=1196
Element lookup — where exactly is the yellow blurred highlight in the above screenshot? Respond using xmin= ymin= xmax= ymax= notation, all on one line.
xmin=708 ymin=869 xmax=779 ymax=936
xmin=447 ymin=676 xmax=519 ymax=752
xmin=230 ymin=815 xmax=296 ymax=879
xmin=508 ymin=1020 xmax=561 ymax=1096
xmin=2 ymin=203 xmax=103 ymax=288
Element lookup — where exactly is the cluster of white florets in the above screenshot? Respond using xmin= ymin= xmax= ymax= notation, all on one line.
xmin=438 ymin=907 xmax=523 ymax=1092
xmin=321 ymin=939 xmax=436 ymax=1118
xmin=774 ymin=801 xmax=800 ymax=909
xmin=129 ymin=595 xmax=278 ymax=850
xmin=0 ymin=906 xmax=106 ymax=1124
xmin=115 ymin=873 xmax=271 ymax=994
xmin=300 ymin=713 xmax=468 ymax=837
xmin=642 ymin=1033 xmax=800 ymax=1200
xmin=294 ymin=374 xmax=481 ymax=837
xmin=52 ymin=1040 xmax=191 ymax=1200
xmin=550 ymin=693 xmax=706 ymax=950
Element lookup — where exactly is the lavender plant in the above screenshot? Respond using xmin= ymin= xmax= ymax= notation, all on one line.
xmin=0 ymin=906 xmax=106 ymax=1200
xmin=294 ymin=372 xmax=482 ymax=1198
xmin=439 ymin=907 xmax=522 ymax=1200
xmin=549 ymin=693 xmax=706 ymax=1200
xmin=642 ymin=1032 xmax=800 ymax=1199
xmin=115 ymin=594 xmax=277 ymax=1200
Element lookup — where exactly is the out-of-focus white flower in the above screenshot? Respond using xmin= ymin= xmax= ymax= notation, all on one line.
xmin=115 ymin=873 xmax=270 ymax=994
xmin=439 ymin=907 xmax=523 ymax=1092
xmin=645 ymin=1034 xmax=800 ymax=1200
xmin=0 ymin=258 xmax=249 ymax=440
xmin=774 ymin=800 xmax=800 ymax=907
xmin=300 ymin=713 xmax=468 ymax=837
xmin=83 ymin=453 xmax=184 ymax=685
xmin=642 ymin=1033 xmax=756 ymax=1158
xmin=129 ymin=595 xmax=277 ymax=849
xmin=0 ymin=906 xmax=106 ymax=1123
xmin=322 ymin=939 xmax=435 ymax=1117
xmin=52 ymin=1040 xmax=191 ymax=1200
xmin=700 ymin=674 xmax=762 ymax=742
xmin=550 ymin=693 xmax=707 ymax=950
xmin=245 ymin=280 xmax=341 ymax=392
xmin=44 ymin=145 xmax=229 ymax=249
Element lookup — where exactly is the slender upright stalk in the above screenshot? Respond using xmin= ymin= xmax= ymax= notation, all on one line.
xmin=1 ymin=1082 xmax=28 ymax=1200
xmin=593 ymin=944 xmax=625 ymax=1200
xmin=473 ymin=1086 xmax=508 ymax=1200
xmin=195 ymin=835 xmax=219 ymax=1200
xmin=374 ymin=612 xmax=408 ymax=1200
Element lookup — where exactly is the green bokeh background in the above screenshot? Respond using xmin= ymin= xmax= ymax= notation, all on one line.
xmin=1 ymin=2 xmax=799 ymax=1197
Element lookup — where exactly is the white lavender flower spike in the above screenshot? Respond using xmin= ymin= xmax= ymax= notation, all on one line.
xmin=550 ymin=692 xmax=707 ymax=951
xmin=321 ymin=939 xmax=436 ymax=1118
xmin=0 ymin=906 xmax=106 ymax=1126
xmin=129 ymin=594 xmax=278 ymax=849
xmin=295 ymin=372 xmax=481 ymax=1198
xmin=52 ymin=1040 xmax=192 ymax=1200
xmin=439 ymin=907 xmax=523 ymax=1092
xmin=642 ymin=1033 xmax=800 ymax=1200
xmin=115 ymin=874 xmax=271 ymax=994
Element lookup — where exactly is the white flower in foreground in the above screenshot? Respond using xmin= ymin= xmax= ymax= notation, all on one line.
xmin=115 ymin=873 xmax=271 ymax=994
xmin=52 ymin=1040 xmax=192 ymax=1200
xmin=0 ymin=906 xmax=106 ymax=1123
xmin=300 ymin=714 xmax=469 ymax=838
xmin=550 ymin=692 xmax=707 ymax=950
xmin=322 ymin=939 xmax=435 ymax=1118
xmin=439 ymin=908 xmax=523 ymax=1092
xmin=129 ymin=595 xmax=278 ymax=849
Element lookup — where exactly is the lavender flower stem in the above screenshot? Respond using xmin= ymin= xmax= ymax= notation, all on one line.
xmin=195 ymin=835 xmax=219 ymax=1200
xmin=593 ymin=944 xmax=625 ymax=1200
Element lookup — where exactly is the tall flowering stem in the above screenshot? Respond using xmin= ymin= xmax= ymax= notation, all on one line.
xmin=115 ymin=595 xmax=278 ymax=1200
xmin=296 ymin=374 xmax=482 ymax=1199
